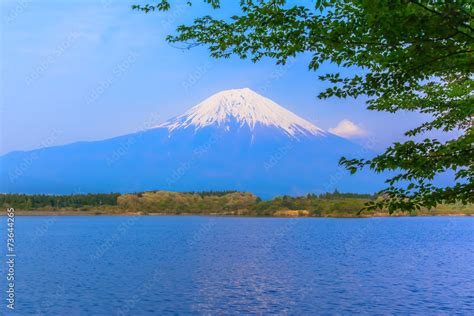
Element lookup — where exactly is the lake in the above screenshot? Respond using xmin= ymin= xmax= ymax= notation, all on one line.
xmin=2 ymin=216 xmax=473 ymax=315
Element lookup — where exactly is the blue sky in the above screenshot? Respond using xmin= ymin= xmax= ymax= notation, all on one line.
xmin=0 ymin=0 xmax=456 ymax=155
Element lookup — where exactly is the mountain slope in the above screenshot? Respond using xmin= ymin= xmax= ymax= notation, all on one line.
xmin=0 ymin=88 xmax=385 ymax=197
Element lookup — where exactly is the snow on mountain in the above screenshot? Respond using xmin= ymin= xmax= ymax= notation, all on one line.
xmin=158 ymin=88 xmax=326 ymax=138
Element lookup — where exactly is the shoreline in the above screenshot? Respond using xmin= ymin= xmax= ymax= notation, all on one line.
xmin=3 ymin=191 xmax=472 ymax=218
xmin=3 ymin=210 xmax=473 ymax=218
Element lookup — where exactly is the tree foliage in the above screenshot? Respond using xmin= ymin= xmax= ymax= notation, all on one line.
xmin=133 ymin=0 xmax=473 ymax=213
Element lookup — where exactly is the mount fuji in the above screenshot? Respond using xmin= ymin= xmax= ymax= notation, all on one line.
xmin=0 ymin=88 xmax=385 ymax=197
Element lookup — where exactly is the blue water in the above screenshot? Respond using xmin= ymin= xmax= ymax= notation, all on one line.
xmin=1 ymin=216 xmax=473 ymax=315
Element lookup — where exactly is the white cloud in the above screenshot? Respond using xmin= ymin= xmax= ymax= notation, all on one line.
xmin=329 ymin=119 xmax=367 ymax=138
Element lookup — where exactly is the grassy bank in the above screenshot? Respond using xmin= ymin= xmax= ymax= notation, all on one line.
xmin=2 ymin=190 xmax=473 ymax=217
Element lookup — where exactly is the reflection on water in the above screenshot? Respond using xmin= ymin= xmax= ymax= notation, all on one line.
xmin=2 ymin=216 xmax=473 ymax=314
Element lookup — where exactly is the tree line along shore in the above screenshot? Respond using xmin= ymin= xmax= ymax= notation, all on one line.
xmin=1 ymin=190 xmax=472 ymax=217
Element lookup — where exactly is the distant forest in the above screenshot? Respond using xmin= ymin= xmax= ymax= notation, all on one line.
xmin=0 ymin=193 xmax=121 ymax=209
xmin=1 ymin=190 xmax=471 ymax=217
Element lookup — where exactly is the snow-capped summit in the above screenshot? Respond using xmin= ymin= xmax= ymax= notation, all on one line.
xmin=158 ymin=88 xmax=326 ymax=137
